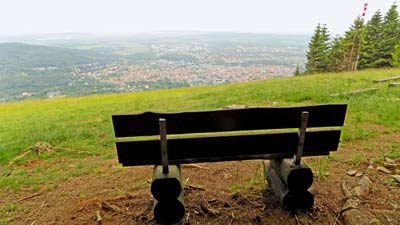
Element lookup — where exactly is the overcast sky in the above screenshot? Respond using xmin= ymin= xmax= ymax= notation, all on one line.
xmin=0 ymin=0 xmax=397 ymax=35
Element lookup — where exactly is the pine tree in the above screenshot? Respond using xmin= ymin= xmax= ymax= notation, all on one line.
xmin=305 ymin=24 xmax=330 ymax=74
xmin=341 ymin=17 xmax=364 ymax=72
xmin=391 ymin=43 xmax=400 ymax=67
xmin=327 ymin=35 xmax=346 ymax=72
xmin=381 ymin=3 xmax=400 ymax=67
xmin=359 ymin=11 xmax=384 ymax=69
xmin=294 ymin=65 xmax=301 ymax=76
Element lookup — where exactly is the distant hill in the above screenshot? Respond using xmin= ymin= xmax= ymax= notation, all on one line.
xmin=0 ymin=43 xmax=115 ymax=100
xmin=0 ymin=42 xmax=109 ymax=70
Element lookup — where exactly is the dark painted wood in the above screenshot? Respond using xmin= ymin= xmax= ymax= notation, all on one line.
xmin=269 ymin=158 xmax=313 ymax=191
xmin=112 ymin=104 xmax=347 ymax=137
xmin=116 ymin=130 xmax=341 ymax=166
xmin=265 ymin=163 xmax=314 ymax=210
xmin=151 ymin=165 xmax=183 ymax=201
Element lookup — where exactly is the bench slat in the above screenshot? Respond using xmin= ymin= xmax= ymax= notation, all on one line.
xmin=112 ymin=104 xmax=347 ymax=137
xmin=116 ymin=130 xmax=341 ymax=166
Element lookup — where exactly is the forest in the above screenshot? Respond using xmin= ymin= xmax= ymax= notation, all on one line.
xmin=304 ymin=3 xmax=400 ymax=74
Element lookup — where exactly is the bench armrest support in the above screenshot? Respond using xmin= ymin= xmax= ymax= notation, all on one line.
xmin=293 ymin=111 xmax=309 ymax=165
xmin=159 ymin=118 xmax=169 ymax=174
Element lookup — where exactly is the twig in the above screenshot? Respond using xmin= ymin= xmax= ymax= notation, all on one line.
xmin=239 ymin=193 xmax=264 ymax=207
xmin=294 ymin=214 xmax=300 ymax=225
xmin=187 ymin=185 xmax=206 ymax=190
xmin=101 ymin=201 xmax=122 ymax=213
xmin=181 ymin=164 xmax=209 ymax=170
xmin=53 ymin=147 xmax=94 ymax=154
xmin=95 ymin=210 xmax=102 ymax=222
xmin=332 ymin=208 xmax=345 ymax=225
xmin=338 ymin=206 xmax=359 ymax=215
xmin=228 ymin=212 xmax=235 ymax=225
xmin=341 ymin=181 xmax=352 ymax=199
xmin=186 ymin=212 xmax=190 ymax=222
xmin=15 ymin=192 xmax=43 ymax=202
xmin=8 ymin=150 xmax=32 ymax=166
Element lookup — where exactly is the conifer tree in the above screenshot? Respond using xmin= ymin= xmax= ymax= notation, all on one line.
xmin=341 ymin=17 xmax=364 ymax=72
xmin=294 ymin=65 xmax=301 ymax=76
xmin=381 ymin=3 xmax=400 ymax=67
xmin=359 ymin=11 xmax=384 ymax=69
xmin=391 ymin=43 xmax=400 ymax=67
xmin=306 ymin=24 xmax=330 ymax=74
xmin=327 ymin=36 xmax=346 ymax=72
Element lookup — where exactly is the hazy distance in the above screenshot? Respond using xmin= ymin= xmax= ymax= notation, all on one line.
xmin=0 ymin=0 xmax=396 ymax=35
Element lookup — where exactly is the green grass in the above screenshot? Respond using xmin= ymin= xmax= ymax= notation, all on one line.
xmin=308 ymin=157 xmax=330 ymax=180
xmin=349 ymin=154 xmax=365 ymax=165
xmin=0 ymin=203 xmax=19 ymax=225
xmin=0 ymin=68 xmax=399 ymax=192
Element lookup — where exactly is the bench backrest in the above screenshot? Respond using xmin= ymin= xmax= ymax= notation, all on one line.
xmin=112 ymin=104 xmax=347 ymax=166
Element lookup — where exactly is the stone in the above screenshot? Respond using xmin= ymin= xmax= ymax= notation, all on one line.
xmin=377 ymin=166 xmax=392 ymax=174
xmin=391 ymin=175 xmax=400 ymax=183
xmin=354 ymin=176 xmax=371 ymax=197
xmin=355 ymin=172 xmax=363 ymax=177
xmin=368 ymin=165 xmax=374 ymax=170
xmin=385 ymin=158 xmax=395 ymax=164
xmin=347 ymin=170 xmax=357 ymax=176
xmin=383 ymin=162 xmax=396 ymax=171
xmin=222 ymin=104 xmax=249 ymax=109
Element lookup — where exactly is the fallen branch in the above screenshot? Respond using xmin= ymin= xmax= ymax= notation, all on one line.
xmin=389 ymin=82 xmax=400 ymax=87
xmin=373 ymin=76 xmax=400 ymax=83
xmin=330 ymin=88 xmax=379 ymax=97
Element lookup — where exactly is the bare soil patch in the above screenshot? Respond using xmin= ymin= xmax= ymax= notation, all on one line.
xmin=1 ymin=133 xmax=399 ymax=225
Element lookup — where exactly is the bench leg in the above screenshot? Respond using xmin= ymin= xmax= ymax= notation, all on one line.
xmin=151 ymin=165 xmax=185 ymax=224
xmin=269 ymin=158 xmax=313 ymax=190
xmin=264 ymin=159 xmax=314 ymax=210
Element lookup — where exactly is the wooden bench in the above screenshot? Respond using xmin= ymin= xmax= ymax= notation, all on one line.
xmin=112 ymin=104 xmax=347 ymax=224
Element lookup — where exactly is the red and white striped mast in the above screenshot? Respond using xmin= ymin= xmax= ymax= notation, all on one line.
xmin=353 ymin=2 xmax=368 ymax=71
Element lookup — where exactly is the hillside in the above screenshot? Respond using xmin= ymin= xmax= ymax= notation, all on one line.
xmin=0 ymin=42 xmax=103 ymax=68
xmin=0 ymin=33 xmax=308 ymax=102
xmin=0 ymin=69 xmax=399 ymax=224
xmin=0 ymin=43 xmax=116 ymax=101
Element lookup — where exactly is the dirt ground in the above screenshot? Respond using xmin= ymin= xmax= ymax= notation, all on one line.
xmin=1 ymin=134 xmax=399 ymax=225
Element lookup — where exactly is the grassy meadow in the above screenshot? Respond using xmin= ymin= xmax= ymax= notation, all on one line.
xmin=0 ymin=68 xmax=399 ymax=191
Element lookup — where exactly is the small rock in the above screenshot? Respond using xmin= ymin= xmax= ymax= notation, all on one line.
xmin=368 ymin=165 xmax=374 ymax=170
xmin=347 ymin=170 xmax=357 ymax=176
xmin=356 ymin=172 xmax=363 ymax=177
xmin=383 ymin=162 xmax=396 ymax=171
xmin=385 ymin=158 xmax=395 ymax=164
xmin=391 ymin=175 xmax=400 ymax=183
xmin=223 ymin=173 xmax=232 ymax=179
xmin=354 ymin=176 xmax=371 ymax=197
xmin=223 ymin=104 xmax=249 ymax=109
xmin=377 ymin=166 xmax=392 ymax=174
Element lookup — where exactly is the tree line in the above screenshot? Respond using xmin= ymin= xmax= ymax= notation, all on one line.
xmin=301 ymin=3 xmax=400 ymax=75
